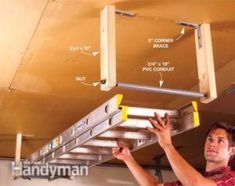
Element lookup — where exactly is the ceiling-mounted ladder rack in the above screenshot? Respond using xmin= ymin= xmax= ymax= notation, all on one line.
xmin=100 ymin=5 xmax=217 ymax=103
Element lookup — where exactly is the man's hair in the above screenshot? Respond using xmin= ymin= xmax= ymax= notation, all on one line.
xmin=206 ymin=122 xmax=235 ymax=147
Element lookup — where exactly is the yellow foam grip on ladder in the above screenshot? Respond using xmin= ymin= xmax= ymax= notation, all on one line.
xmin=120 ymin=106 xmax=128 ymax=121
xmin=192 ymin=101 xmax=200 ymax=127
xmin=116 ymin=94 xmax=123 ymax=106
xmin=116 ymin=94 xmax=127 ymax=121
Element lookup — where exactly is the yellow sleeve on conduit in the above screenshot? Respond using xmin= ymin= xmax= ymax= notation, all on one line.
xmin=192 ymin=101 xmax=200 ymax=127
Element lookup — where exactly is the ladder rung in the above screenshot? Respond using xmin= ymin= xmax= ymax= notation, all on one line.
xmin=60 ymin=153 xmax=101 ymax=161
xmin=118 ymin=118 xmax=177 ymax=130
xmin=83 ymin=139 xmax=118 ymax=148
xmin=127 ymin=107 xmax=179 ymax=118
xmin=119 ymin=119 xmax=152 ymax=129
xmin=99 ymin=130 xmax=151 ymax=140
xmin=70 ymin=147 xmax=112 ymax=155
xmin=50 ymin=159 xmax=94 ymax=165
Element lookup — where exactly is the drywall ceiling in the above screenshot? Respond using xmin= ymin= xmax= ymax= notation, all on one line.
xmin=0 ymin=0 xmax=235 ymax=171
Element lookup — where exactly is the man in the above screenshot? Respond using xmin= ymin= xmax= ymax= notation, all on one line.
xmin=112 ymin=113 xmax=235 ymax=186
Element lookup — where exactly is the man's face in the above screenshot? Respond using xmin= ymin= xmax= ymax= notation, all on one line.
xmin=204 ymin=128 xmax=232 ymax=163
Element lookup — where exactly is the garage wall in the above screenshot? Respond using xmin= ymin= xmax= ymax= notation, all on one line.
xmin=0 ymin=160 xmax=177 ymax=186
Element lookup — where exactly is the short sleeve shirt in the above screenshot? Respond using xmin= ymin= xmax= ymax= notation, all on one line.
xmin=164 ymin=166 xmax=235 ymax=186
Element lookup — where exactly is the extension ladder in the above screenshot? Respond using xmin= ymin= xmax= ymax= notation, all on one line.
xmin=28 ymin=94 xmax=199 ymax=167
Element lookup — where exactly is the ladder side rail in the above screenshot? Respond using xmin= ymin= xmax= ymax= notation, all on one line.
xmin=42 ymin=110 xmax=125 ymax=164
xmin=28 ymin=95 xmax=122 ymax=162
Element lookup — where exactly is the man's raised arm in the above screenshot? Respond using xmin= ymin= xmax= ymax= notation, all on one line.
xmin=148 ymin=113 xmax=216 ymax=186
xmin=112 ymin=142 xmax=163 ymax=186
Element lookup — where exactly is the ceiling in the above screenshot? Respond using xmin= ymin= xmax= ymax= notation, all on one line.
xmin=0 ymin=0 xmax=235 ymax=171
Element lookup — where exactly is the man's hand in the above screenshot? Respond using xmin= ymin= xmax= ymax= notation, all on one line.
xmin=112 ymin=142 xmax=133 ymax=163
xmin=113 ymin=141 xmax=162 ymax=186
xmin=147 ymin=113 xmax=173 ymax=149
